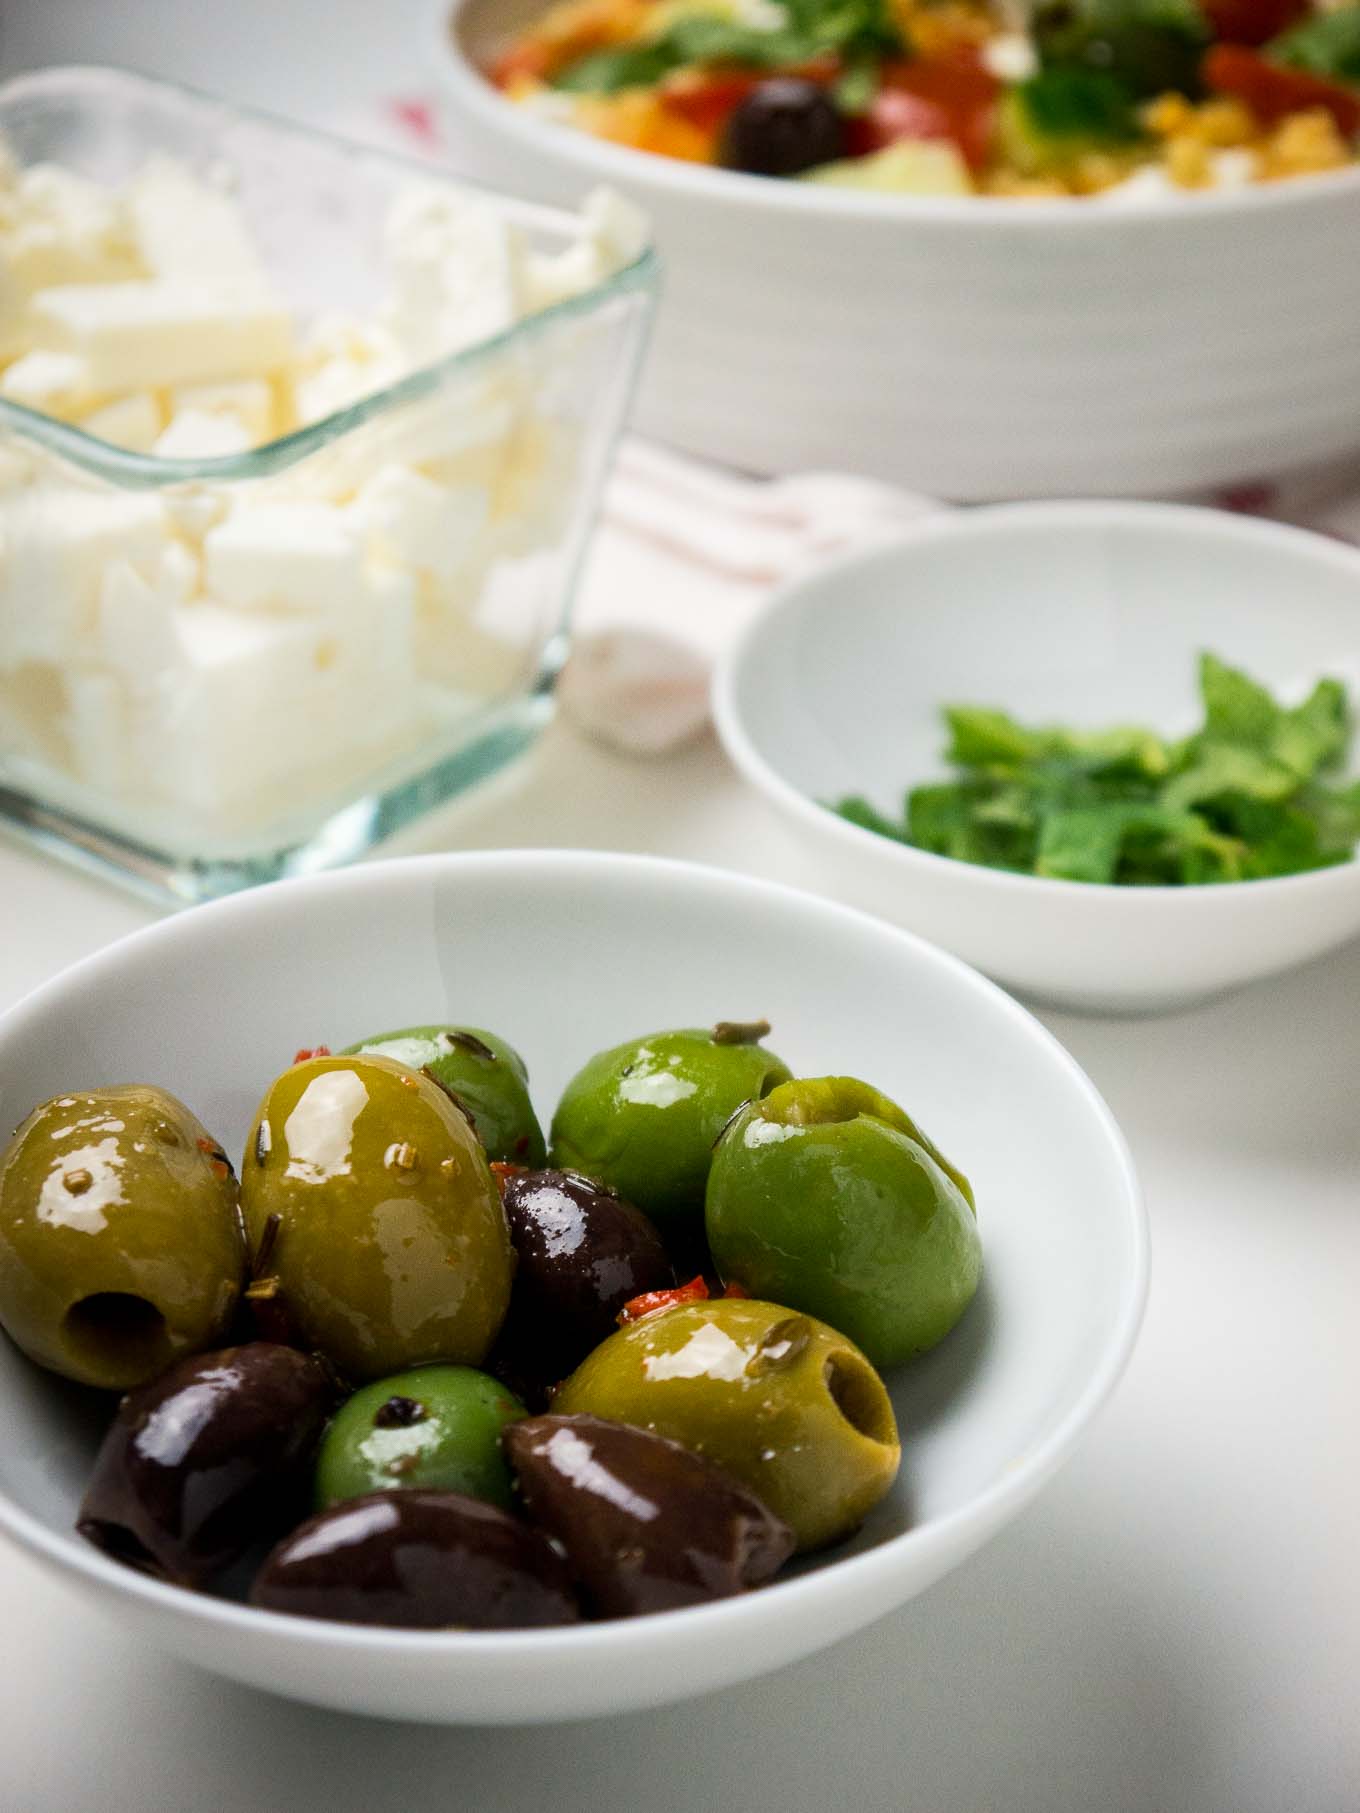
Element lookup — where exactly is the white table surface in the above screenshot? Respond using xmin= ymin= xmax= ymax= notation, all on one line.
xmin=2 ymin=5 xmax=1359 ymax=1809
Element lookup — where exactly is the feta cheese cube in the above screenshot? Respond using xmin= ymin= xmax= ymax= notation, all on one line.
xmin=170 ymin=378 xmax=274 ymax=443
xmin=523 ymin=187 xmax=649 ymax=312
xmin=353 ymin=464 xmax=489 ymax=581
xmin=2 ymin=164 xmax=139 ymax=293
xmin=97 ymin=547 xmax=199 ymax=682
xmin=133 ymin=579 xmax=417 ymax=811
xmin=981 ymin=35 xmax=1039 ymax=82
xmin=381 ymin=185 xmax=525 ymax=365
xmin=30 ymin=280 xmax=295 ymax=391
xmin=127 ymin=158 xmax=265 ymax=285
xmin=154 ymin=409 xmax=254 ymax=460
xmin=62 ymin=665 xmax=131 ymax=791
xmin=0 ymin=485 xmax=165 ymax=669
xmin=291 ymin=317 xmax=406 ymax=426
xmin=0 ymin=350 xmax=101 ymax=418
xmin=79 ymin=391 xmax=164 ymax=452
xmin=134 ymin=601 xmax=331 ymax=810
xmin=203 ymin=499 xmax=367 ymax=612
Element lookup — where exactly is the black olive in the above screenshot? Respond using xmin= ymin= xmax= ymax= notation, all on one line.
xmin=491 ymin=1169 xmax=673 ymax=1402
xmin=77 ymin=1342 xmax=334 ymax=1586
xmin=250 ymin=1490 xmax=580 ymax=1629
xmin=720 ymin=79 xmax=846 ymax=178
xmin=504 ymin=1414 xmax=795 ymax=1617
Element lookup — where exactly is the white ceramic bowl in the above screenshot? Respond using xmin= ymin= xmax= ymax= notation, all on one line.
xmin=0 ymin=851 xmax=1145 ymax=1723
xmin=714 ymin=501 xmax=1360 ymax=1014
xmin=435 ymin=0 xmax=1360 ymax=501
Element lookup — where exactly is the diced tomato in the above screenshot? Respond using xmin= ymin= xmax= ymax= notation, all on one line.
xmin=660 ymin=57 xmax=840 ymax=139
xmin=293 ymin=1045 xmax=331 ymax=1064
xmin=618 ymin=1274 xmax=710 ymax=1324
xmin=1203 ymin=43 xmax=1360 ymax=132
xmin=849 ymin=53 xmax=999 ymax=174
xmin=661 ymin=71 xmax=764 ymax=133
xmin=1200 ymin=0 xmax=1308 ymax=47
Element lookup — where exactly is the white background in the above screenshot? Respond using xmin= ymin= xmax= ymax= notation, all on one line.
xmin=1 ymin=3 xmax=1358 ymax=1808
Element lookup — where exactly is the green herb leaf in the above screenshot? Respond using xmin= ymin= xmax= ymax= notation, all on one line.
xmin=1270 ymin=6 xmax=1360 ymax=84
xmin=831 ymin=651 xmax=1359 ymax=887
xmin=553 ymin=43 xmax=682 ymax=92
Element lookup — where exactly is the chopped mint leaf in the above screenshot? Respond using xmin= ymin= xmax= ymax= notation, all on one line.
xmin=828 ymin=653 xmax=1358 ymax=887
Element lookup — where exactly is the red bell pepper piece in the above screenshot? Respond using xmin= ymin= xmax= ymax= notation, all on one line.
xmin=1203 ymin=43 xmax=1360 ymax=133
xmin=618 ymin=1274 xmax=710 ymax=1324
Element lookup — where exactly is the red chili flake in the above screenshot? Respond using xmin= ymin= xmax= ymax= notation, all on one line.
xmin=489 ymin=1161 xmax=528 ymax=1193
xmin=293 ymin=1045 xmax=331 ymax=1064
xmin=195 ymin=1136 xmax=233 ymax=1180
xmin=618 ymin=1275 xmax=710 ymax=1325
xmin=722 ymin=1280 xmax=751 ymax=1299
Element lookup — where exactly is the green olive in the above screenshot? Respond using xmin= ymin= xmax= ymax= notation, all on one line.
xmin=314 ymin=1364 xmax=526 ymax=1510
xmin=240 ymin=1055 xmax=513 ymax=1381
xmin=340 ymin=1026 xmax=545 ymax=1166
xmin=0 ymin=1086 xmax=245 ymax=1390
xmin=549 ymin=1023 xmax=792 ymax=1236
xmin=553 ymin=1298 xmax=900 ymax=1552
xmin=705 ymin=1077 xmax=982 ymax=1368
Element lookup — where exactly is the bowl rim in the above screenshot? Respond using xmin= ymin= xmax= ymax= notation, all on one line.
xmin=434 ymin=0 xmax=1360 ymax=230
xmin=0 ymin=848 xmax=1147 ymax=1661
xmin=713 ymin=498 xmax=1360 ymax=908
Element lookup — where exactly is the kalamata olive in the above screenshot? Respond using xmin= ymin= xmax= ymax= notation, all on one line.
xmin=250 ymin=1489 xmax=580 ymax=1629
xmin=493 ymin=1169 xmax=673 ymax=1395
xmin=77 ymin=1342 xmax=334 ymax=1585
xmin=720 ymin=79 xmax=846 ymax=178
xmin=504 ymin=1414 xmax=795 ymax=1617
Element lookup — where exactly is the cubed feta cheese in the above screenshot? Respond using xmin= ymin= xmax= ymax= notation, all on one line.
xmin=133 ymin=601 xmax=333 ymax=810
xmin=127 ymin=157 xmax=265 ymax=285
xmin=170 ymin=377 xmax=275 ymax=443
xmin=0 ymin=349 xmax=101 ymax=418
xmin=97 ymin=547 xmax=199 ymax=682
xmin=0 ymin=485 xmax=165 ymax=669
xmin=154 ymin=409 xmax=254 ymax=459
xmin=30 ymin=280 xmax=295 ymax=390
xmin=203 ymin=499 xmax=367 ymax=612
xmin=62 ymin=665 xmax=132 ymax=792
xmin=523 ymin=187 xmax=649 ymax=312
xmin=133 ymin=580 xmax=417 ymax=811
xmin=981 ymin=35 xmax=1039 ymax=82
xmin=79 ymin=391 xmax=164 ymax=452
xmin=353 ymin=463 xmax=489 ymax=580
xmin=381 ymin=185 xmax=525 ymax=364
xmin=3 ymin=164 xmax=139 ymax=293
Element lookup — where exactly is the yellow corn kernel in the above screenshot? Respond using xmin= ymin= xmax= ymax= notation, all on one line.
xmin=1193 ymin=99 xmax=1257 ymax=147
xmin=1165 ymin=136 xmax=1211 ymax=187
xmin=1262 ymin=108 xmax=1350 ymax=178
xmin=1143 ymin=92 xmax=1194 ymax=137
xmin=1070 ymin=150 xmax=1142 ymax=193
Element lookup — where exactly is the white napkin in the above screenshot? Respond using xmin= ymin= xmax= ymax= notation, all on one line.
xmin=563 ymin=440 xmax=944 ymax=753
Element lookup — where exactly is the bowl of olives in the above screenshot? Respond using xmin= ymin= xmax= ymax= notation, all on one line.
xmin=0 ymin=851 xmax=1146 ymax=1722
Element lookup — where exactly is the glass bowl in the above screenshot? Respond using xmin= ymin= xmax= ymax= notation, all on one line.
xmin=0 ymin=66 xmax=657 ymax=904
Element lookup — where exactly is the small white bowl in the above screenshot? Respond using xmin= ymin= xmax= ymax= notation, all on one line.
xmin=0 ymin=851 xmax=1145 ymax=1722
xmin=713 ymin=502 xmax=1360 ymax=1014
xmin=435 ymin=0 xmax=1360 ymax=499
